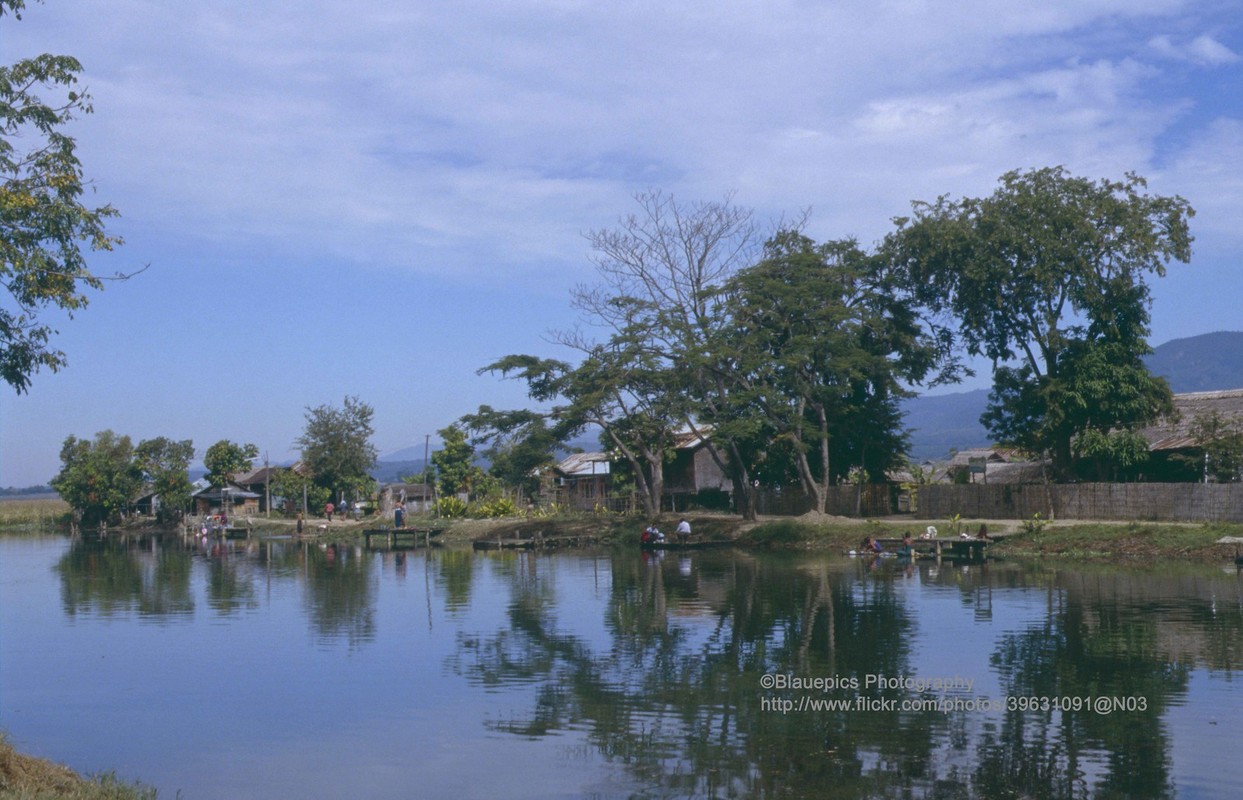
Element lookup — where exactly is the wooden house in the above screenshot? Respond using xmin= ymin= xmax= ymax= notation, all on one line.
xmin=192 ymin=483 xmax=261 ymax=516
xmin=663 ymin=429 xmax=732 ymax=507
xmin=552 ymin=452 xmax=612 ymax=509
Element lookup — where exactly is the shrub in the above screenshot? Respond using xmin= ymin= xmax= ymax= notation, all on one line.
xmin=436 ymin=496 xmax=468 ymax=518
xmin=470 ymin=497 xmax=518 ymax=518
xmin=1021 ymin=512 xmax=1047 ymax=534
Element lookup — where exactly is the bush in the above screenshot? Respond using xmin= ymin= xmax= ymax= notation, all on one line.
xmin=470 ymin=497 xmax=518 ymax=518
xmin=436 ymin=496 xmax=468 ymax=518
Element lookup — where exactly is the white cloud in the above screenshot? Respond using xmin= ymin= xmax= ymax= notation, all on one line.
xmin=1149 ymin=33 xmax=1240 ymax=65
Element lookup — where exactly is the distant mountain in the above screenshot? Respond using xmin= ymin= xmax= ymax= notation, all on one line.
xmin=901 ymin=389 xmax=992 ymax=461
xmin=1144 ymin=331 xmax=1243 ymax=393
xmin=902 ymin=331 xmax=1243 ymax=461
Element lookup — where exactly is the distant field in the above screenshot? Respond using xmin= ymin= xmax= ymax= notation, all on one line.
xmin=0 ymin=496 xmax=70 ymax=527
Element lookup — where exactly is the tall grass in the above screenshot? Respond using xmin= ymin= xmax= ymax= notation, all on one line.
xmin=0 ymin=497 xmax=70 ymax=530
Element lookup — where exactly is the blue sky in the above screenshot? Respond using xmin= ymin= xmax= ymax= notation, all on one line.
xmin=2 ymin=0 xmax=1241 ymax=487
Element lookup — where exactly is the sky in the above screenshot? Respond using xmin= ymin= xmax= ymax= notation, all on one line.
xmin=2 ymin=0 xmax=1241 ymax=487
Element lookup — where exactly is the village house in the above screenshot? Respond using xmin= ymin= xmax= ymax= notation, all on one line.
xmin=192 ymin=482 xmax=261 ymax=517
xmin=1139 ymin=388 xmax=1243 ymax=481
xmin=377 ymin=483 xmax=436 ymax=515
xmin=549 ymin=452 xmax=612 ymax=510
xmin=663 ymin=429 xmax=732 ymax=509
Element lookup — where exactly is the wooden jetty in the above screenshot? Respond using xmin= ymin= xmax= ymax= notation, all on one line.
xmin=471 ymin=530 xmax=607 ymax=551
xmin=363 ymin=528 xmax=438 ymax=548
xmin=873 ymin=536 xmax=996 ymax=559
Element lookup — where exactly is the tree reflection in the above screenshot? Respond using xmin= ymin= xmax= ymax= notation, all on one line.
xmin=56 ymin=534 xmax=193 ymax=617
xmin=453 ymin=552 xmax=946 ymax=798
xmin=301 ymin=544 xmax=376 ymax=647
xmin=453 ymin=554 xmax=1243 ymax=799
xmin=978 ymin=568 xmax=1216 ymax=800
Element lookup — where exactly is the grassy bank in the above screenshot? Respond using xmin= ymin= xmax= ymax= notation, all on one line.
xmin=418 ymin=512 xmax=1243 ymax=564
xmin=733 ymin=516 xmax=1243 ymax=563
xmin=5 ymin=503 xmax=1240 ymax=564
xmin=0 ymin=734 xmax=155 ymax=800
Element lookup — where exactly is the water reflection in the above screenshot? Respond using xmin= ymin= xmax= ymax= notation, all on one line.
xmin=454 ymin=553 xmax=1243 ymax=799
xmin=39 ymin=534 xmax=1243 ymax=798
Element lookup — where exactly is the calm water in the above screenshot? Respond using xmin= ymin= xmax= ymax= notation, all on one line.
xmin=1 ymin=532 xmax=1241 ymax=799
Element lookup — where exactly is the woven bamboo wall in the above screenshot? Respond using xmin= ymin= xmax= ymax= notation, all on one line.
xmin=917 ymin=483 xmax=1243 ymax=522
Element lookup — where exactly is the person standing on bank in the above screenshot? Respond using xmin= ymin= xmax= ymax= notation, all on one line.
xmin=676 ymin=518 xmax=691 ymax=543
xmin=395 ymin=501 xmax=406 ymax=529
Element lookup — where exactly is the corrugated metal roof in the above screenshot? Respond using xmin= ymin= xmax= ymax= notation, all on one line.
xmin=1140 ymin=388 xmax=1243 ymax=447
xmin=557 ymin=452 xmax=611 ymax=477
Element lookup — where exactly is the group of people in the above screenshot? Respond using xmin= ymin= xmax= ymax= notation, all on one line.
xmin=641 ymin=518 xmax=692 ymax=545
xmin=859 ymin=533 xmax=917 ymax=559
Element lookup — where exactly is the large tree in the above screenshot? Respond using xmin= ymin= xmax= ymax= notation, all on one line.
xmin=296 ymin=395 xmax=378 ymax=501
xmin=715 ymin=230 xmax=958 ymax=512
xmin=133 ymin=436 xmax=194 ymax=521
xmin=574 ymin=190 xmax=769 ymax=517
xmin=886 ymin=167 xmax=1192 ymax=478
xmin=1 ymin=1 xmax=131 ymax=393
xmin=51 ymin=429 xmax=140 ymax=526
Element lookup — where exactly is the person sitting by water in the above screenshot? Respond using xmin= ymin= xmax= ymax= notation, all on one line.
xmin=645 ymin=525 xmax=665 ymax=543
xmin=897 ymin=533 xmax=915 ymax=559
xmin=976 ymin=523 xmax=990 ymax=540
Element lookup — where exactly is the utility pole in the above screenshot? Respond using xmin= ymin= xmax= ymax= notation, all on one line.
xmin=264 ymin=452 xmax=271 ymax=518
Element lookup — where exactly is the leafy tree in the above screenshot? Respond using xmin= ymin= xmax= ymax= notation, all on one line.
xmin=432 ymin=424 xmax=481 ymax=498
xmin=714 ymin=230 xmax=959 ymax=512
xmin=269 ymin=467 xmax=329 ymax=516
xmin=1 ymin=1 xmax=132 ymax=393
xmin=50 ymin=429 xmax=140 ymax=526
xmin=133 ymin=436 xmax=194 ymax=521
xmin=458 ymin=405 xmax=567 ymax=501
xmin=568 ymin=191 xmax=767 ymax=517
xmin=203 ymin=439 xmax=258 ymax=487
xmin=296 ymin=395 xmax=378 ymax=501
xmin=886 ymin=167 xmax=1192 ymax=478
xmin=478 ymin=346 xmax=680 ymax=516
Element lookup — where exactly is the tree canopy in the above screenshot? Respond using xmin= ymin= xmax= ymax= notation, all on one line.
xmin=296 ymin=395 xmax=377 ymax=500
xmin=51 ymin=430 xmax=139 ymax=526
xmin=885 ymin=167 xmax=1192 ymax=478
xmin=203 ymin=439 xmax=258 ymax=487
xmin=1 ymin=1 xmax=130 ymax=392
xmin=133 ymin=436 xmax=194 ymax=521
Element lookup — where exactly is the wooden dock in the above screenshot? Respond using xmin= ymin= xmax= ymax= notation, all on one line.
xmin=874 ymin=536 xmax=994 ymax=559
xmin=471 ymin=530 xmax=607 ymax=551
xmin=363 ymin=528 xmax=438 ymax=548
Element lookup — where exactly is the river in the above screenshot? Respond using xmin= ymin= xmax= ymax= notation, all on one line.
xmin=1 ymin=532 xmax=1240 ymax=799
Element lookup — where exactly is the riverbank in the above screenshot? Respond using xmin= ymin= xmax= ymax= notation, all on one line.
xmin=4 ymin=506 xmax=1242 ymax=563
xmin=0 ymin=734 xmax=154 ymax=799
